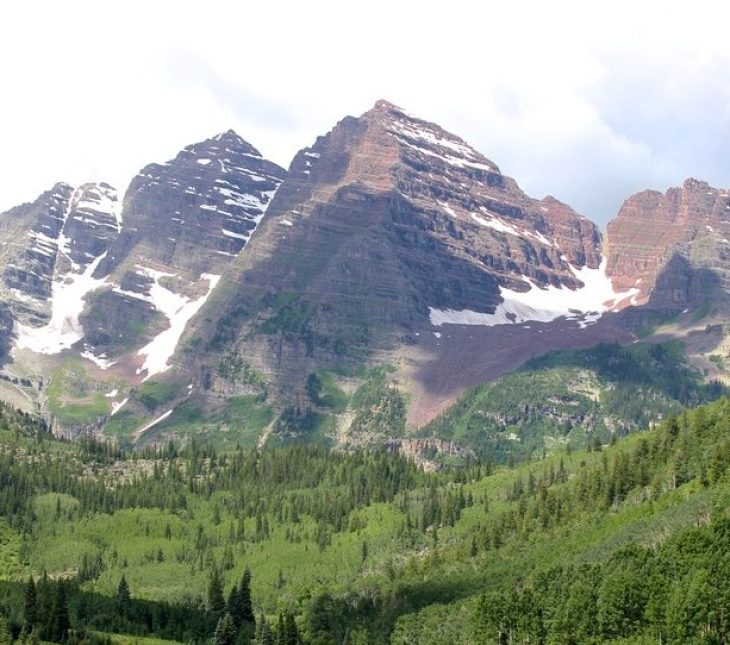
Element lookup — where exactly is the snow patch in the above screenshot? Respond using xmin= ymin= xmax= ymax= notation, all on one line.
xmin=136 ymin=409 xmax=173 ymax=437
xmin=221 ymin=229 xmax=249 ymax=240
xmin=111 ymin=398 xmax=128 ymax=416
xmin=128 ymin=271 xmax=221 ymax=381
xmin=429 ymin=259 xmax=638 ymax=329
xmin=81 ymin=349 xmax=116 ymax=369
xmin=15 ymin=251 xmax=108 ymax=354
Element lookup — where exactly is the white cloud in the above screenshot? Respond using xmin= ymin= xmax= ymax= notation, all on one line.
xmin=1 ymin=0 xmax=729 ymax=227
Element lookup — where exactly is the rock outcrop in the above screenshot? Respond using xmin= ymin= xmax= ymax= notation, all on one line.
xmin=607 ymin=178 xmax=730 ymax=308
xmin=1 ymin=131 xmax=285 ymax=385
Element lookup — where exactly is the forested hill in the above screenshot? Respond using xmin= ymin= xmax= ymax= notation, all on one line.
xmin=423 ymin=340 xmax=727 ymax=463
xmin=0 ymin=396 xmax=729 ymax=642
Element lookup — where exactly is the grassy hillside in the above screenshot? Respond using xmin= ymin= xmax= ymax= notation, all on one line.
xmin=1 ymin=393 xmax=730 ymax=642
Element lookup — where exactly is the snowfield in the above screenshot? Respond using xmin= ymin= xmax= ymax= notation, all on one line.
xmin=118 ymin=269 xmax=221 ymax=381
xmin=430 ymin=259 xmax=638 ymax=329
xmin=15 ymin=252 xmax=109 ymax=354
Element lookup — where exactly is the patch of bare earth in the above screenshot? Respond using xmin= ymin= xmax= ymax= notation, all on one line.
xmin=398 ymin=314 xmax=633 ymax=427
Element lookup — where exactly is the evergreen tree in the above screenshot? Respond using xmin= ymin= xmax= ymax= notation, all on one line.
xmin=208 ymin=569 xmax=226 ymax=617
xmin=0 ymin=616 xmax=11 ymax=645
xmin=213 ymin=613 xmax=237 ymax=645
xmin=284 ymin=612 xmax=298 ymax=645
xmin=277 ymin=613 xmax=285 ymax=645
xmin=227 ymin=584 xmax=241 ymax=629
xmin=259 ymin=617 xmax=273 ymax=645
xmin=50 ymin=580 xmax=70 ymax=643
xmin=116 ymin=575 xmax=131 ymax=611
xmin=239 ymin=568 xmax=254 ymax=624
xmin=24 ymin=574 xmax=37 ymax=629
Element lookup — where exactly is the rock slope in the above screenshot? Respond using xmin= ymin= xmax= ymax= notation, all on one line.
xmin=0 ymin=132 xmax=285 ymax=420
xmin=190 ymin=101 xmax=629 ymax=421
xmin=607 ymin=178 xmax=730 ymax=309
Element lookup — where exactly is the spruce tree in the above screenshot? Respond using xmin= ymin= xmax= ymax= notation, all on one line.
xmin=50 ymin=580 xmax=70 ymax=643
xmin=117 ymin=575 xmax=131 ymax=616
xmin=259 ymin=618 xmax=273 ymax=645
xmin=277 ymin=613 xmax=285 ymax=645
xmin=24 ymin=574 xmax=37 ymax=629
xmin=208 ymin=569 xmax=226 ymax=617
xmin=240 ymin=568 xmax=254 ymax=624
xmin=227 ymin=584 xmax=241 ymax=629
xmin=213 ymin=613 xmax=237 ymax=645
xmin=284 ymin=612 xmax=298 ymax=645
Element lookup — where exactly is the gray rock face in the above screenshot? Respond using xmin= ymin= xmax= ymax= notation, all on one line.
xmin=99 ymin=130 xmax=286 ymax=281
xmin=0 ymin=182 xmax=121 ymax=327
xmin=1 ymin=131 xmax=285 ymax=378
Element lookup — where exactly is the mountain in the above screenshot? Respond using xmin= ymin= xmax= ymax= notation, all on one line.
xmin=0 ymin=132 xmax=285 ymax=429
xmin=184 ymin=100 xmax=636 ymax=433
xmin=0 ymin=101 xmax=728 ymax=447
xmin=607 ymin=177 xmax=730 ymax=309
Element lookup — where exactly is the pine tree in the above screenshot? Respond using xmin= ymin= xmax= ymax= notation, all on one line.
xmin=227 ymin=584 xmax=241 ymax=629
xmin=208 ymin=569 xmax=226 ymax=617
xmin=0 ymin=615 xmax=11 ymax=645
xmin=117 ymin=575 xmax=131 ymax=617
xmin=24 ymin=574 xmax=37 ymax=629
xmin=259 ymin=617 xmax=273 ymax=645
xmin=50 ymin=580 xmax=70 ymax=643
xmin=213 ymin=613 xmax=237 ymax=645
xmin=277 ymin=613 xmax=285 ymax=645
xmin=240 ymin=568 xmax=254 ymax=624
xmin=36 ymin=571 xmax=52 ymax=641
xmin=284 ymin=612 xmax=298 ymax=645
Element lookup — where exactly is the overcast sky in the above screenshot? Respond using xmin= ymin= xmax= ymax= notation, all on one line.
xmin=2 ymin=0 xmax=729 ymax=227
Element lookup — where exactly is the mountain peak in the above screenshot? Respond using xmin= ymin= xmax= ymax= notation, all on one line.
xmin=210 ymin=129 xmax=261 ymax=156
xmin=370 ymin=98 xmax=403 ymax=113
xmin=682 ymin=177 xmax=710 ymax=191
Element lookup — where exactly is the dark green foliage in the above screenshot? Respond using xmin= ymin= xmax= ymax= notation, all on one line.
xmin=49 ymin=580 xmax=69 ymax=643
xmin=213 ymin=613 xmax=237 ymax=645
xmin=208 ymin=569 xmax=226 ymax=617
xmin=239 ymin=568 xmax=254 ymax=626
xmin=23 ymin=576 xmax=35 ymax=630
xmin=425 ymin=341 xmax=727 ymax=462
xmin=0 ymin=615 xmax=10 ymax=645
xmin=115 ymin=576 xmax=130 ymax=615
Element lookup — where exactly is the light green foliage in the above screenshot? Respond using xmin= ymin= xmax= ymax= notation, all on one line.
xmin=46 ymin=359 xmax=110 ymax=426
xmin=348 ymin=366 xmax=406 ymax=438
xmin=0 ymin=520 xmax=24 ymax=580
xmin=148 ymin=396 xmax=274 ymax=448
xmin=132 ymin=381 xmax=180 ymax=413
xmin=1 ymin=395 xmax=730 ymax=641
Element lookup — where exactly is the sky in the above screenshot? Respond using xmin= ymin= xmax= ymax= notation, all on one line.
xmin=2 ymin=0 xmax=729 ymax=227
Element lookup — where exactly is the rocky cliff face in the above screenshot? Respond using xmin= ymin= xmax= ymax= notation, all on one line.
xmin=606 ymin=178 xmax=730 ymax=309
xmin=0 ymin=131 xmax=285 ymax=420
xmin=3 ymin=101 xmax=726 ymax=445
xmin=0 ymin=183 xmax=120 ymax=327
xmin=191 ymin=101 xmax=612 ymax=416
xmin=79 ymin=131 xmax=286 ymax=368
